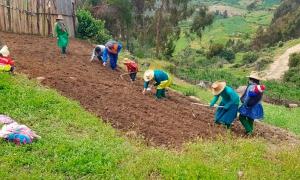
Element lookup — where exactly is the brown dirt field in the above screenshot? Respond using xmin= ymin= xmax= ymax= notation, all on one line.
xmin=1 ymin=32 xmax=299 ymax=147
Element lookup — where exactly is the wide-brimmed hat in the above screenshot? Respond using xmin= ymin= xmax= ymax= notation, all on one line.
xmin=0 ymin=45 xmax=10 ymax=57
xmin=211 ymin=81 xmax=226 ymax=95
xmin=247 ymin=71 xmax=262 ymax=81
xmin=123 ymin=58 xmax=134 ymax=64
xmin=56 ymin=15 xmax=64 ymax=20
xmin=143 ymin=70 xmax=154 ymax=82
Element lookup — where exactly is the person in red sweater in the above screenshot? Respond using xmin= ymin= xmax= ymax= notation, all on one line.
xmin=123 ymin=58 xmax=138 ymax=82
xmin=0 ymin=45 xmax=15 ymax=73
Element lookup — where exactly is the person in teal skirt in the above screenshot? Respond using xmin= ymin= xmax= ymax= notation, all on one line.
xmin=54 ymin=15 xmax=69 ymax=55
xmin=210 ymin=81 xmax=240 ymax=128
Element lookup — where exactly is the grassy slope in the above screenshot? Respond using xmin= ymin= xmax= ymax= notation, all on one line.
xmin=175 ymin=11 xmax=273 ymax=54
xmin=0 ymin=72 xmax=300 ymax=178
xmin=123 ymin=52 xmax=300 ymax=136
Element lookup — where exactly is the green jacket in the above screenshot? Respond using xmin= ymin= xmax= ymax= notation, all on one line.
xmin=55 ymin=22 xmax=69 ymax=48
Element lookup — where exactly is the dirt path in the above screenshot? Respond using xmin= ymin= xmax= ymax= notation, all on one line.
xmin=265 ymin=44 xmax=300 ymax=80
xmin=1 ymin=32 xmax=299 ymax=147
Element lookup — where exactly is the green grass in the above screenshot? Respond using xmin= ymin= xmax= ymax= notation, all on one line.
xmin=0 ymin=73 xmax=299 ymax=179
xmin=175 ymin=11 xmax=273 ymax=52
xmin=171 ymin=81 xmax=300 ymax=135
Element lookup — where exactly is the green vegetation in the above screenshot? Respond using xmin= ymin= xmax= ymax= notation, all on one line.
xmin=252 ymin=0 xmax=300 ymax=49
xmin=0 ymin=72 xmax=300 ymax=179
xmin=76 ymin=9 xmax=111 ymax=43
xmin=283 ymin=53 xmax=300 ymax=86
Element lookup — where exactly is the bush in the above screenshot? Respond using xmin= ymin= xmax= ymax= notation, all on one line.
xmin=289 ymin=53 xmax=300 ymax=68
xmin=76 ymin=9 xmax=111 ymax=44
xmin=219 ymin=49 xmax=235 ymax=63
xmin=284 ymin=67 xmax=300 ymax=86
xmin=242 ymin=52 xmax=259 ymax=64
xmin=207 ymin=43 xmax=224 ymax=58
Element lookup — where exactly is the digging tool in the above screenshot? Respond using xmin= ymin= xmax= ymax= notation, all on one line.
xmin=191 ymin=102 xmax=224 ymax=118
xmin=191 ymin=102 xmax=224 ymax=108
xmin=120 ymin=72 xmax=136 ymax=80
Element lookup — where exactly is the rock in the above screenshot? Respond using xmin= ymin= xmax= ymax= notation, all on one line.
xmin=189 ymin=96 xmax=201 ymax=102
xmin=36 ymin=76 xmax=46 ymax=82
xmin=197 ymin=80 xmax=212 ymax=89
xmin=288 ymin=104 xmax=298 ymax=108
xmin=236 ymin=86 xmax=247 ymax=96
xmin=238 ymin=171 xmax=244 ymax=177
xmin=69 ymin=76 xmax=77 ymax=80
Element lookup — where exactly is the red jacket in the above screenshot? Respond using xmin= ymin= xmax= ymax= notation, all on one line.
xmin=0 ymin=56 xmax=15 ymax=66
xmin=124 ymin=61 xmax=138 ymax=72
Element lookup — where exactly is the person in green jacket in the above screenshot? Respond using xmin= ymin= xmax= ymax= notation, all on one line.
xmin=143 ymin=69 xmax=172 ymax=99
xmin=210 ymin=81 xmax=239 ymax=128
xmin=54 ymin=15 xmax=69 ymax=55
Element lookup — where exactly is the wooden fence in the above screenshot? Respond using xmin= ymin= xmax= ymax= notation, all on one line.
xmin=0 ymin=0 xmax=77 ymax=37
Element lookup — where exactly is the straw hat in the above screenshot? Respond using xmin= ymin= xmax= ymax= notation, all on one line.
xmin=247 ymin=71 xmax=262 ymax=81
xmin=211 ymin=81 xmax=226 ymax=95
xmin=56 ymin=15 xmax=64 ymax=20
xmin=143 ymin=70 xmax=154 ymax=82
xmin=0 ymin=45 xmax=10 ymax=57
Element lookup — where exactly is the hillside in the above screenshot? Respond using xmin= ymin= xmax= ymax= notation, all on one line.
xmin=252 ymin=0 xmax=300 ymax=48
xmin=0 ymin=31 xmax=300 ymax=179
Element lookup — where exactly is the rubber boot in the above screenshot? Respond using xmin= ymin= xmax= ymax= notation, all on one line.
xmin=239 ymin=116 xmax=252 ymax=134
xmin=248 ymin=119 xmax=254 ymax=135
xmin=156 ymin=89 xmax=163 ymax=99
xmin=161 ymin=89 xmax=166 ymax=98
xmin=62 ymin=47 xmax=67 ymax=54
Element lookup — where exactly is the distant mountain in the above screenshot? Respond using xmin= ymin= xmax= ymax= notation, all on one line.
xmin=252 ymin=0 xmax=300 ymax=49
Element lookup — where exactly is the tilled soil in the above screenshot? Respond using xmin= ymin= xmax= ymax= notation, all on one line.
xmin=1 ymin=32 xmax=299 ymax=147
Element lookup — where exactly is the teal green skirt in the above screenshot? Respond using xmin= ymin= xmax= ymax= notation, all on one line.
xmin=215 ymin=103 xmax=239 ymax=125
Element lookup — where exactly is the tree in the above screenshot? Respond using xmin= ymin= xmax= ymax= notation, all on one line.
xmin=190 ymin=6 xmax=214 ymax=39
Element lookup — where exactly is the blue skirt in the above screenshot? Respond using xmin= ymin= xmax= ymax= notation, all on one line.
xmin=215 ymin=103 xmax=239 ymax=125
xmin=239 ymin=103 xmax=264 ymax=120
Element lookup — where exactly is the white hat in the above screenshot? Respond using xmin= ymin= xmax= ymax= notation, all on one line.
xmin=56 ymin=15 xmax=64 ymax=20
xmin=0 ymin=45 xmax=10 ymax=57
xmin=211 ymin=81 xmax=226 ymax=96
xmin=143 ymin=70 xmax=154 ymax=82
xmin=247 ymin=71 xmax=262 ymax=81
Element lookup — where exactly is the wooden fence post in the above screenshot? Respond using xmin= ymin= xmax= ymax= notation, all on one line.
xmin=7 ymin=0 xmax=11 ymax=31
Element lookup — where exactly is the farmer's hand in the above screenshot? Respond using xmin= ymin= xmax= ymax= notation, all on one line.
xmin=142 ymin=89 xmax=146 ymax=95
xmin=102 ymin=62 xmax=106 ymax=66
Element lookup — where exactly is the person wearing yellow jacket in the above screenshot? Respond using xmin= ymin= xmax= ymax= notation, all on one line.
xmin=143 ymin=69 xmax=172 ymax=99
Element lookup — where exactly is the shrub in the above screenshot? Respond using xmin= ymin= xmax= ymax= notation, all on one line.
xmin=219 ymin=49 xmax=235 ymax=63
xmin=284 ymin=67 xmax=300 ymax=86
xmin=207 ymin=43 xmax=224 ymax=58
xmin=242 ymin=52 xmax=259 ymax=64
xmin=76 ymin=9 xmax=111 ymax=44
xmin=289 ymin=53 xmax=300 ymax=68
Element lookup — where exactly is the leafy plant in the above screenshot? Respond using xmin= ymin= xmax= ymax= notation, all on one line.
xmin=76 ymin=9 xmax=111 ymax=44
xmin=242 ymin=52 xmax=259 ymax=64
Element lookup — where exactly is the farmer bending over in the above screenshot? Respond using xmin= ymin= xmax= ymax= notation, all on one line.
xmin=90 ymin=45 xmax=105 ymax=62
xmin=239 ymin=72 xmax=265 ymax=135
xmin=143 ymin=69 xmax=172 ymax=99
xmin=102 ymin=40 xmax=122 ymax=70
xmin=123 ymin=58 xmax=138 ymax=82
xmin=210 ymin=81 xmax=239 ymax=128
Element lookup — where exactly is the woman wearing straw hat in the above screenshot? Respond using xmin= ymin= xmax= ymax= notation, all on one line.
xmin=239 ymin=72 xmax=265 ymax=135
xmin=143 ymin=69 xmax=172 ymax=99
xmin=54 ymin=15 xmax=69 ymax=55
xmin=210 ymin=81 xmax=240 ymax=128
